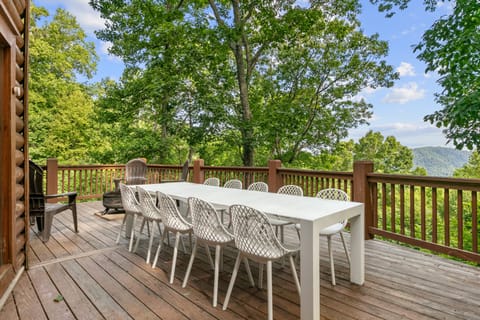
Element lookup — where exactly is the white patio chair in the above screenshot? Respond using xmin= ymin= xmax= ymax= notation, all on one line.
xmin=271 ymin=184 xmax=303 ymax=243
xmin=152 ymin=191 xmax=193 ymax=284
xmin=117 ymin=183 xmax=143 ymax=252
xmin=135 ymin=187 xmax=164 ymax=264
xmin=223 ymin=179 xmax=243 ymax=189
xmin=203 ymin=177 xmax=220 ymax=186
xmin=221 ymin=179 xmax=243 ymax=223
xmin=295 ymin=188 xmax=351 ymax=285
xmin=182 ymin=197 xmax=254 ymax=307
xmin=247 ymin=181 xmax=268 ymax=192
xmin=223 ymin=204 xmax=301 ymax=320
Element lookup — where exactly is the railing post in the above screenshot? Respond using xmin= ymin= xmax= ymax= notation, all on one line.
xmin=353 ymin=160 xmax=374 ymax=240
xmin=46 ymin=158 xmax=58 ymax=202
xmin=193 ymin=159 xmax=204 ymax=184
xmin=268 ymin=160 xmax=282 ymax=192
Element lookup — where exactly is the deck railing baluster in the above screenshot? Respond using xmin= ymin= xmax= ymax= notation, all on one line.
xmin=432 ymin=187 xmax=437 ymax=243
xmin=410 ymin=185 xmax=415 ymax=238
xmin=400 ymin=184 xmax=405 ymax=235
xmin=444 ymin=188 xmax=450 ymax=247
xmin=473 ymin=191 xmax=478 ymax=253
xmin=457 ymin=190 xmax=463 ymax=250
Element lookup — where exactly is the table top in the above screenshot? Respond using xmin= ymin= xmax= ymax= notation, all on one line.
xmin=138 ymin=182 xmax=363 ymax=227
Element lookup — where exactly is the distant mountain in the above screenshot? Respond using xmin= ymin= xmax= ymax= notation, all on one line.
xmin=412 ymin=147 xmax=471 ymax=177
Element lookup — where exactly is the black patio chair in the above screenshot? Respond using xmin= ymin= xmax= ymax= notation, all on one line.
xmin=29 ymin=160 xmax=78 ymax=242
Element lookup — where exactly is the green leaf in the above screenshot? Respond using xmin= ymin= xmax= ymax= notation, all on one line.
xmin=54 ymin=294 xmax=64 ymax=302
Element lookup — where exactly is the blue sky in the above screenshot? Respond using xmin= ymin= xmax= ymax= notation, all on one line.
xmin=34 ymin=0 xmax=454 ymax=149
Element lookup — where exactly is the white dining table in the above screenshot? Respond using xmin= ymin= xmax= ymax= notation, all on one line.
xmin=139 ymin=182 xmax=364 ymax=320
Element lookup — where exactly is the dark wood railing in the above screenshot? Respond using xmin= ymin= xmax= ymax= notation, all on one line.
xmin=42 ymin=158 xmax=480 ymax=264
xmin=367 ymin=173 xmax=480 ymax=262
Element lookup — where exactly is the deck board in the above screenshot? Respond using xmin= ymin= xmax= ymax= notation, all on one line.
xmin=2 ymin=201 xmax=480 ymax=319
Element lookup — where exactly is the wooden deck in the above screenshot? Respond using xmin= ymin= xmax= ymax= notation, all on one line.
xmin=1 ymin=201 xmax=479 ymax=320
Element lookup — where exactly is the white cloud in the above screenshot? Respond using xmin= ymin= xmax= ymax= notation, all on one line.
xmin=383 ymin=82 xmax=425 ymax=104
xmin=41 ymin=0 xmax=104 ymax=34
xmin=63 ymin=0 xmax=105 ymax=34
xmin=396 ymin=62 xmax=416 ymax=77
xmin=348 ymin=122 xmax=448 ymax=148
xmin=362 ymin=86 xmax=378 ymax=95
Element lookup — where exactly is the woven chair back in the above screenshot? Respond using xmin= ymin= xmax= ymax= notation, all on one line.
xmin=119 ymin=183 xmax=141 ymax=214
xmin=247 ymin=182 xmax=268 ymax=192
xmin=277 ymin=184 xmax=303 ymax=196
xmin=316 ymin=188 xmax=349 ymax=201
xmin=188 ymin=197 xmax=233 ymax=243
xmin=137 ymin=187 xmax=163 ymax=220
xmin=229 ymin=204 xmax=285 ymax=260
xmin=224 ymin=179 xmax=242 ymax=189
xmin=157 ymin=191 xmax=191 ymax=231
xmin=203 ymin=177 xmax=220 ymax=186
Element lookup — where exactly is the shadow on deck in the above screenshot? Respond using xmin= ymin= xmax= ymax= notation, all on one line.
xmin=1 ymin=201 xmax=479 ymax=319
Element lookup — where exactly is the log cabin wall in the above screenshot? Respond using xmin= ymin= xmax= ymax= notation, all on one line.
xmin=0 ymin=0 xmax=29 ymax=299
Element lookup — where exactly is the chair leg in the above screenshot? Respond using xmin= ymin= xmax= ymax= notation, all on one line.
xmin=152 ymin=228 xmax=167 ymax=269
xmin=222 ymin=252 xmax=242 ymax=311
xmin=71 ymin=205 xmax=78 ymax=233
xmin=213 ymin=245 xmax=221 ymax=307
xmin=170 ymin=232 xmax=181 ymax=284
xmin=219 ymin=247 xmax=224 ymax=272
xmin=128 ymin=214 xmax=138 ymax=252
xmin=259 ymin=264 xmax=264 ymax=289
xmin=327 ymin=235 xmax=336 ymax=285
xmin=340 ymin=232 xmax=351 ymax=266
xmin=146 ymin=222 xmax=156 ymax=264
xmin=182 ymin=241 xmax=198 ymax=288
xmin=205 ymin=245 xmax=214 ymax=270
xmin=156 ymin=221 xmax=163 ymax=241
xmin=180 ymin=235 xmax=186 ymax=253
xmin=41 ymin=211 xmax=55 ymax=242
xmin=133 ymin=217 xmax=147 ymax=253
xmin=189 ymin=233 xmax=193 ymax=253
xmin=289 ymin=255 xmax=301 ymax=296
xmin=241 ymin=258 xmax=254 ymax=287
xmin=116 ymin=214 xmax=127 ymax=244
xmin=267 ymin=260 xmax=273 ymax=320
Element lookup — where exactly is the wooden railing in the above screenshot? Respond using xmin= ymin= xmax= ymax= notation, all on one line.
xmin=42 ymin=158 xmax=480 ymax=263
xmin=367 ymin=173 xmax=480 ymax=263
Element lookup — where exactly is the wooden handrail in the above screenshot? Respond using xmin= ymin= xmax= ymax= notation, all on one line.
xmin=42 ymin=158 xmax=480 ymax=263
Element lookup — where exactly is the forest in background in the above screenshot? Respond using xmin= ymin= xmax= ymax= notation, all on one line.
xmin=28 ymin=1 xmax=480 ymax=179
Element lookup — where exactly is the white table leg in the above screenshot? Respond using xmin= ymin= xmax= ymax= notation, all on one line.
xmin=300 ymin=220 xmax=321 ymax=320
xmin=349 ymin=209 xmax=365 ymax=285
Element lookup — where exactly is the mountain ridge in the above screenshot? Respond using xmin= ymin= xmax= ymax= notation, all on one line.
xmin=412 ymin=147 xmax=471 ymax=177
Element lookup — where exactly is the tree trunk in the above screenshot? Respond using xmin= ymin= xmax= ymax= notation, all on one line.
xmin=233 ymin=44 xmax=254 ymax=166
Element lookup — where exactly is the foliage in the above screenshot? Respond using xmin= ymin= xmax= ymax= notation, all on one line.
xmin=29 ymin=5 xmax=101 ymax=164
xmin=90 ymin=0 xmax=232 ymax=164
xmin=418 ymin=1 xmax=480 ymax=150
xmin=370 ymin=0 xmax=480 ymax=150
xmin=369 ymin=0 xmax=441 ymax=17
xmin=90 ymin=0 xmax=397 ymax=166
xmin=353 ymin=130 xmax=416 ymax=173
xmin=453 ymin=151 xmax=480 ymax=179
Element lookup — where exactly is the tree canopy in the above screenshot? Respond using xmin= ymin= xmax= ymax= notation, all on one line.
xmin=29 ymin=5 xmax=101 ymax=164
xmin=454 ymin=151 xmax=480 ymax=179
xmin=353 ymin=130 xmax=417 ymax=174
xmin=371 ymin=0 xmax=480 ymax=150
xmin=90 ymin=0 xmax=397 ymax=166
